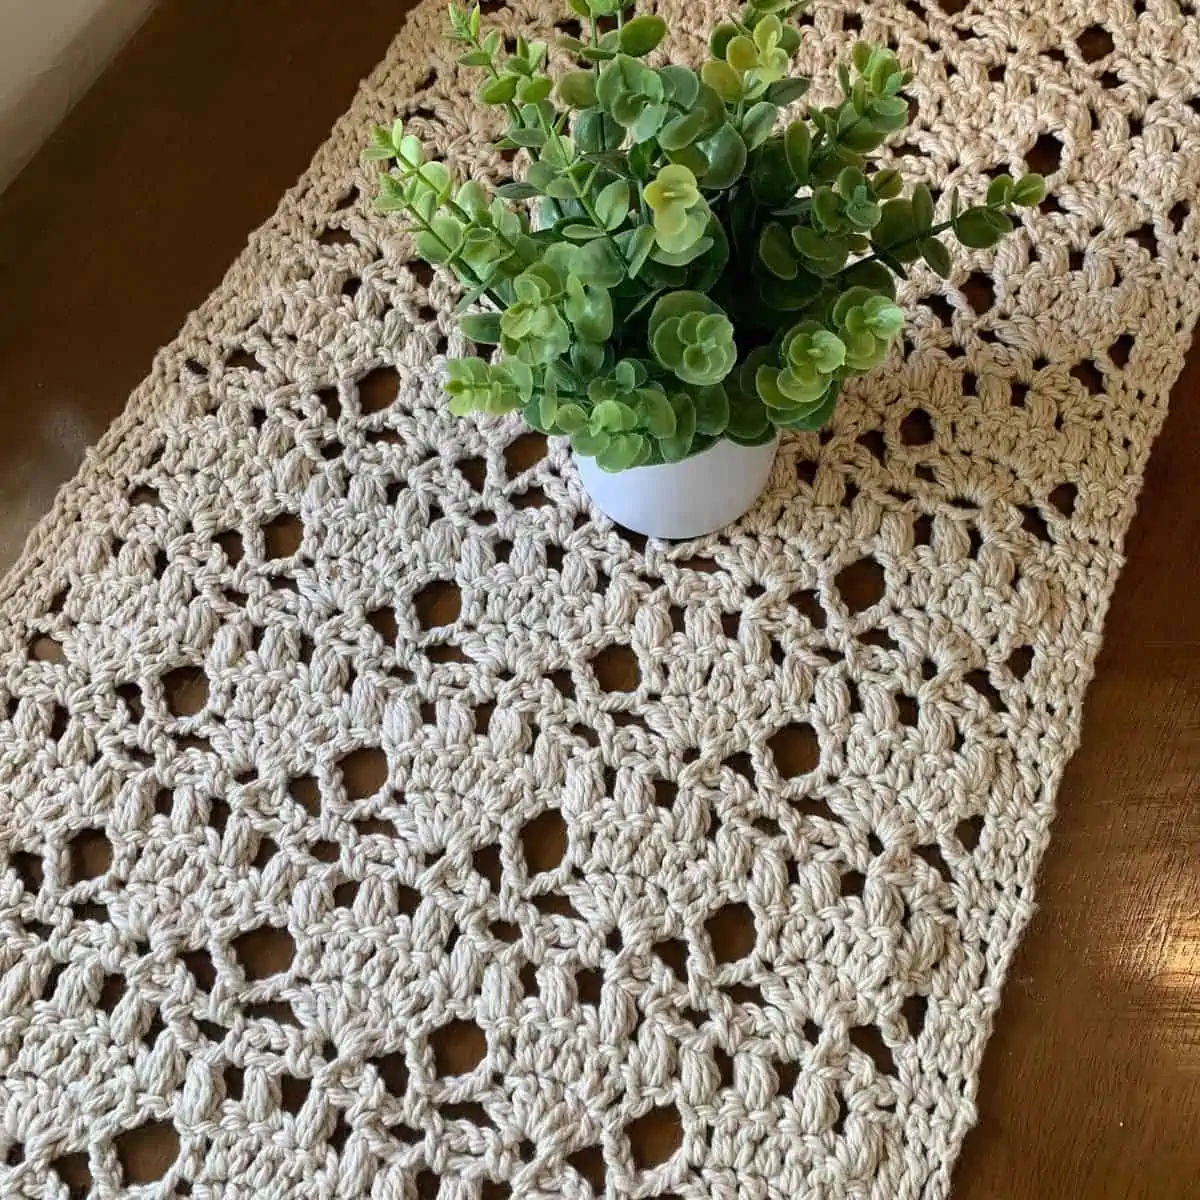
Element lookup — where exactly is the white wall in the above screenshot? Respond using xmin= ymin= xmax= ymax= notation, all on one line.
xmin=0 ymin=0 xmax=157 ymax=192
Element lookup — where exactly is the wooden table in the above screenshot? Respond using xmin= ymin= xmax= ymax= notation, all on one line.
xmin=0 ymin=2 xmax=1196 ymax=1194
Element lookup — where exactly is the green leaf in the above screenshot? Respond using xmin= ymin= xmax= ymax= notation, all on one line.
xmin=496 ymin=181 xmax=542 ymax=200
xmin=659 ymin=110 xmax=707 ymax=152
xmin=558 ymin=69 xmax=598 ymax=109
xmin=726 ymin=395 xmax=771 ymax=441
xmin=563 ymin=223 xmax=606 ymax=240
xmin=572 ymin=429 xmax=611 ymax=458
xmin=647 ymin=290 xmax=724 ymax=340
xmin=458 ymin=50 xmax=493 ymax=67
xmin=597 ymin=432 xmax=644 ymax=471
xmin=526 ymin=161 xmax=558 ymax=191
xmin=564 ymin=276 xmax=614 ymax=342
xmin=873 ymin=198 xmax=916 ymax=249
xmin=631 ymin=103 xmax=669 ymax=144
xmin=758 ymin=222 xmax=798 ymax=279
xmin=555 ymin=403 xmax=588 ymax=434
xmin=698 ymin=123 xmax=747 ymax=190
xmin=741 ymin=102 xmax=778 ymax=151
xmin=573 ymin=238 xmax=626 ymax=287
xmin=397 ymin=134 xmax=424 ymax=168
xmin=784 ymin=121 xmax=812 ymax=183
xmin=911 ymin=183 xmax=935 ymax=232
xmin=986 ymin=174 xmax=1015 ymax=207
xmin=659 ymin=65 xmax=700 ymax=109
xmin=619 ymin=15 xmax=667 ymax=57
xmin=480 ymin=74 xmax=519 ymax=105
xmin=624 ymin=225 xmax=657 ymax=277
xmin=459 ymin=312 xmax=503 ymax=344
xmin=629 ymin=137 xmax=657 ymax=180
xmin=921 ymin=236 xmax=952 ymax=278
xmin=545 ymin=175 xmax=580 ymax=200
xmin=659 ymin=392 xmax=697 ymax=462
xmin=538 ymin=389 xmax=559 ymax=429
xmin=595 ymin=180 xmax=630 ymax=230
xmin=954 ymin=205 xmax=1012 ymax=249
xmin=693 ymin=384 xmax=730 ymax=436
xmin=518 ymin=76 xmax=553 ymax=105
xmin=701 ymin=60 xmax=743 ymax=103
xmin=694 ymin=83 xmax=729 ymax=138
xmin=779 ymin=380 xmax=840 ymax=430
xmin=709 ymin=23 xmax=738 ymax=60
xmin=664 ymin=144 xmax=709 ymax=178
xmin=764 ymin=76 xmax=811 ymax=106
xmin=592 ymin=398 xmax=639 ymax=432
xmin=641 ymin=387 xmax=677 ymax=437
xmin=1011 ymin=172 xmax=1047 ymax=206
xmin=575 ymin=107 xmax=622 ymax=154
xmin=507 ymin=127 xmax=547 ymax=149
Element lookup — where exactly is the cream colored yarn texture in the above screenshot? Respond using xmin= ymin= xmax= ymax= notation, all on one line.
xmin=2 ymin=0 xmax=1198 ymax=1197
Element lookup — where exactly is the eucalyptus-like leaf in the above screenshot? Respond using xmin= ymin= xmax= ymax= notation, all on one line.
xmin=741 ymin=102 xmax=778 ymax=151
xmin=986 ymin=174 xmax=1015 ymax=207
xmin=622 ymin=226 xmax=657 ymax=277
xmin=709 ymin=22 xmax=738 ymax=60
xmin=1011 ymin=172 xmax=1047 ymax=206
xmin=496 ymin=181 xmax=542 ymax=200
xmin=920 ymin=236 xmax=952 ymax=278
xmin=554 ymin=403 xmax=588 ymax=434
xmin=758 ymin=221 xmax=797 ymax=279
xmin=575 ymin=108 xmax=623 ymax=155
xmin=558 ymin=70 xmax=598 ymax=109
xmin=764 ymin=76 xmax=811 ymax=106
xmin=784 ymin=121 xmax=811 ymax=183
xmin=518 ymin=76 xmax=553 ymax=104
xmin=659 ymin=65 xmax=700 ymax=109
xmin=572 ymin=429 xmax=611 ymax=457
xmin=597 ymin=432 xmax=646 ymax=471
xmin=659 ymin=110 xmax=707 ymax=152
xmin=507 ymin=127 xmax=547 ymax=149
xmin=693 ymin=383 xmax=731 ymax=436
xmin=871 ymin=168 xmax=903 ymax=199
xmin=659 ymin=392 xmax=697 ymax=461
xmin=631 ymin=102 xmax=670 ymax=143
xmin=701 ymin=60 xmax=743 ymax=102
xmin=911 ymin=183 xmax=934 ymax=232
xmin=460 ymin=312 xmax=503 ymax=344
xmin=641 ymin=387 xmax=677 ymax=437
xmin=573 ymin=238 xmax=627 ymax=287
xmin=697 ymin=123 xmax=748 ymax=190
xmin=619 ymin=14 xmax=668 ymax=57
xmin=595 ymin=180 xmax=631 ymax=230
xmin=480 ymin=74 xmax=518 ymax=105
xmin=953 ymin=205 xmax=1012 ymax=248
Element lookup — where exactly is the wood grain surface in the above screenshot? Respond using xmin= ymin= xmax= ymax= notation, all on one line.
xmin=0 ymin=1 xmax=1195 ymax=1194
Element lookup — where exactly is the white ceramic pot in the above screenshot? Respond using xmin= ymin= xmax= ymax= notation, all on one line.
xmin=575 ymin=435 xmax=781 ymax=540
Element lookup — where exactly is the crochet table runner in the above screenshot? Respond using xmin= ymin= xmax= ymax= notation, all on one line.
xmin=2 ymin=1 xmax=1197 ymax=1196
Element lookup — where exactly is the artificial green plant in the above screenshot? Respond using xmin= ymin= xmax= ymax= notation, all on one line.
xmin=367 ymin=0 xmax=1044 ymax=471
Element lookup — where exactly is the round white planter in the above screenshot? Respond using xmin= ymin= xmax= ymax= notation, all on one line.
xmin=575 ymin=435 xmax=781 ymax=540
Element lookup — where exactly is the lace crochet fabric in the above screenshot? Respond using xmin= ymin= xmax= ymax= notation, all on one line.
xmin=2 ymin=1 xmax=1198 ymax=1197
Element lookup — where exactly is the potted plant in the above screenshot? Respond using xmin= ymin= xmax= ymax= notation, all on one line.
xmin=366 ymin=0 xmax=1044 ymax=538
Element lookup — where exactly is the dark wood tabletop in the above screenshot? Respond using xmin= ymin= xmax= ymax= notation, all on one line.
xmin=0 ymin=2 xmax=1196 ymax=1196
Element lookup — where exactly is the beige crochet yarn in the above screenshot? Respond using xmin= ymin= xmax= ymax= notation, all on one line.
xmin=1 ymin=0 xmax=1197 ymax=1197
